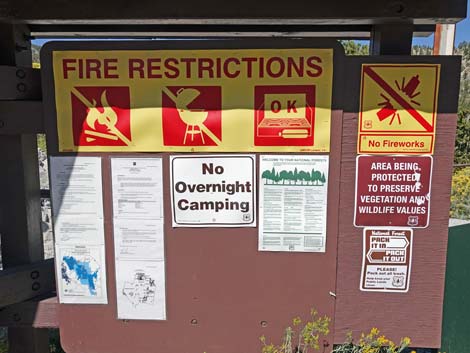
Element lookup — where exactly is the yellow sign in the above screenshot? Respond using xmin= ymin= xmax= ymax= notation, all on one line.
xmin=358 ymin=64 xmax=440 ymax=154
xmin=51 ymin=48 xmax=333 ymax=152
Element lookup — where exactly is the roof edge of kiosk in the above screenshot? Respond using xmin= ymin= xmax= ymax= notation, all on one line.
xmin=0 ymin=0 xmax=467 ymax=25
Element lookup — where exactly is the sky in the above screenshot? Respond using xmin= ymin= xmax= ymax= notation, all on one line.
xmin=413 ymin=0 xmax=469 ymax=46
xmin=413 ymin=15 xmax=470 ymax=47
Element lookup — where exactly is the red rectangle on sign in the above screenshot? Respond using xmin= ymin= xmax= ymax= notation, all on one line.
xmin=254 ymin=85 xmax=315 ymax=146
xmin=354 ymin=155 xmax=432 ymax=228
xmin=360 ymin=228 xmax=413 ymax=292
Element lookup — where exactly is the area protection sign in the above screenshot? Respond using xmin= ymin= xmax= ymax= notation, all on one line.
xmin=170 ymin=155 xmax=256 ymax=227
xmin=50 ymin=48 xmax=333 ymax=152
xmin=354 ymin=155 xmax=433 ymax=228
xmin=358 ymin=64 xmax=440 ymax=154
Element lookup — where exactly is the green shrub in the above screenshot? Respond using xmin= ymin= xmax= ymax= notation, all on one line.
xmin=260 ymin=309 xmax=412 ymax=353
xmin=333 ymin=328 xmax=411 ymax=353
xmin=454 ymin=110 xmax=470 ymax=165
xmin=450 ymin=167 xmax=470 ymax=219
xmin=260 ymin=309 xmax=330 ymax=353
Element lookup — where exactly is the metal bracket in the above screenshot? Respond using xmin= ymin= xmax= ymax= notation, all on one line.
xmin=0 ymin=66 xmax=41 ymax=100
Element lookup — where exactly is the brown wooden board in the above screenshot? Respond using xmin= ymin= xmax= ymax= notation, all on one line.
xmin=40 ymin=39 xmax=344 ymax=353
xmin=40 ymin=40 xmax=461 ymax=350
xmin=334 ymin=56 xmax=460 ymax=348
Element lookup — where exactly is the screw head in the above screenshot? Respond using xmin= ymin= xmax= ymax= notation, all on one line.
xmin=387 ymin=1 xmax=406 ymax=15
xmin=16 ymin=69 xmax=26 ymax=79
xmin=17 ymin=82 xmax=27 ymax=92
xmin=31 ymin=282 xmax=41 ymax=291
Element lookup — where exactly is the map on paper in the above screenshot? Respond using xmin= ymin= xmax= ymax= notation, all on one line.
xmin=122 ymin=271 xmax=157 ymax=307
xmin=56 ymin=245 xmax=108 ymax=304
xmin=116 ymin=261 xmax=166 ymax=320
xmin=61 ymin=254 xmax=100 ymax=296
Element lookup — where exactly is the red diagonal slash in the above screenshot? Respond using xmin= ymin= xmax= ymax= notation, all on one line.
xmin=363 ymin=66 xmax=433 ymax=132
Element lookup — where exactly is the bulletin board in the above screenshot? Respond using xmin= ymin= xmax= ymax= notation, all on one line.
xmin=41 ymin=39 xmax=461 ymax=351
xmin=41 ymin=39 xmax=344 ymax=353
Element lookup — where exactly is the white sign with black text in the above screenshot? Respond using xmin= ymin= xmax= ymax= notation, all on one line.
xmin=170 ymin=155 xmax=256 ymax=227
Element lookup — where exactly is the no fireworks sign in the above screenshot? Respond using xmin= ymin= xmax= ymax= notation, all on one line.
xmin=358 ymin=64 xmax=440 ymax=155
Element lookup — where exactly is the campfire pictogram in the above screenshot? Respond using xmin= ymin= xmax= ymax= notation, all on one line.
xmin=72 ymin=87 xmax=132 ymax=146
xmin=377 ymin=75 xmax=422 ymax=126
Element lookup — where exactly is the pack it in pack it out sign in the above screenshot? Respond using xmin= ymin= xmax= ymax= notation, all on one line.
xmin=170 ymin=155 xmax=256 ymax=227
xmin=358 ymin=64 xmax=440 ymax=155
xmin=360 ymin=228 xmax=413 ymax=293
xmin=354 ymin=155 xmax=433 ymax=228
xmin=49 ymin=48 xmax=333 ymax=153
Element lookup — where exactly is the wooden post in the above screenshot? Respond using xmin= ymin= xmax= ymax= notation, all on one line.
xmin=0 ymin=22 xmax=49 ymax=353
xmin=370 ymin=23 xmax=414 ymax=55
xmin=434 ymin=24 xmax=456 ymax=55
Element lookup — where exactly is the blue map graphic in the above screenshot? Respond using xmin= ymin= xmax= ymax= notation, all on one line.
xmin=61 ymin=256 xmax=99 ymax=295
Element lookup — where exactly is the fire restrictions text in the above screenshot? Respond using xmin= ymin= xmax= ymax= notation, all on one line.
xmin=61 ymin=55 xmax=323 ymax=80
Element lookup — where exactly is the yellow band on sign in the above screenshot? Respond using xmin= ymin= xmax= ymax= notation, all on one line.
xmin=52 ymin=49 xmax=333 ymax=152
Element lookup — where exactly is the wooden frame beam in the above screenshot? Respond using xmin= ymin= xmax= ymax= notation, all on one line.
xmin=0 ymin=66 xmax=41 ymax=101
xmin=0 ymin=0 xmax=466 ymax=24
xmin=0 ymin=297 xmax=58 ymax=328
xmin=0 ymin=101 xmax=44 ymax=134
xmin=0 ymin=259 xmax=55 ymax=308
xmin=370 ymin=23 xmax=414 ymax=55
xmin=0 ymin=23 xmax=50 ymax=353
xmin=26 ymin=23 xmax=436 ymax=38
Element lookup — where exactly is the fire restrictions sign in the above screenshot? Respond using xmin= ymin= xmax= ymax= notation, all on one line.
xmin=170 ymin=155 xmax=256 ymax=227
xmin=354 ymin=155 xmax=433 ymax=228
xmin=46 ymin=45 xmax=334 ymax=153
xmin=360 ymin=228 xmax=413 ymax=292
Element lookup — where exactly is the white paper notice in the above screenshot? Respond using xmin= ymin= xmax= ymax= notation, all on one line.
xmin=259 ymin=155 xmax=329 ymax=252
xmin=55 ymin=244 xmax=108 ymax=304
xmin=50 ymin=156 xmax=104 ymax=244
xmin=53 ymin=217 xmax=104 ymax=245
xmin=170 ymin=155 xmax=256 ymax=227
xmin=115 ymin=260 xmax=166 ymax=320
xmin=50 ymin=156 xmax=103 ymax=218
xmin=111 ymin=158 xmax=163 ymax=220
xmin=50 ymin=156 xmax=107 ymax=305
xmin=113 ymin=219 xmax=164 ymax=261
xmin=111 ymin=157 xmax=166 ymax=320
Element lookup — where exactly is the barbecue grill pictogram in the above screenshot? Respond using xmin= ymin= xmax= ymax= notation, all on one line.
xmin=162 ymin=86 xmax=222 ymax=146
